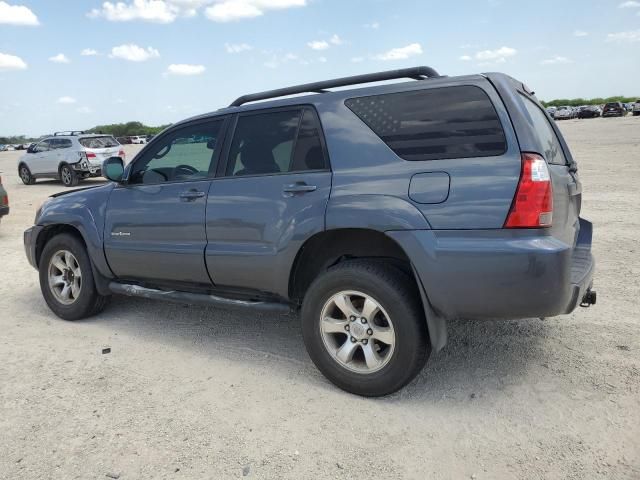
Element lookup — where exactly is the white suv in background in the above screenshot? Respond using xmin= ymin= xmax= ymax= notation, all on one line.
xmin=130 ymin=135 xmax=147 ymax=144
xmin=18 ymin=132 xmax=125 ymax=187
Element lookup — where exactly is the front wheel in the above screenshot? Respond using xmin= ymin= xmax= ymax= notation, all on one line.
xmin=60 ymin=164 xmax=79 ymax=187
xmin=301 ymin=260 xmax=430 ymax=396
xmin=39 ymin=233 xmax=109 ymax=320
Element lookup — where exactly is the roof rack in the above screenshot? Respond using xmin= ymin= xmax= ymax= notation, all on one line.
xmin=229 ymin=66 xmax=441 ymax=107
xmin=53 ymin=131 xmax=85 ymax=136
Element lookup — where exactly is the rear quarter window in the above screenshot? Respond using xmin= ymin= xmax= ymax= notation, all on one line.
xmin=521 ymin=96 xmax=568 ymax=166
xmin=345 ymin=85 xmax=507 ymax=161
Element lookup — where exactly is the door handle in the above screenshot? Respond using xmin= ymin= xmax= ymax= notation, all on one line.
xmin=179 ymin=190 xmax=206 ymax=202
xmin=283 ymin=182 xmax=317 ymax=195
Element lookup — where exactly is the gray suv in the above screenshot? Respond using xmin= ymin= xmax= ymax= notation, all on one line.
xmin=23 ymin=67 xmax=596 ymax=396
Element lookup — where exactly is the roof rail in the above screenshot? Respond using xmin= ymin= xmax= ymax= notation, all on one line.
xmin=53 ymin=131 xmax=85 ymax=136
xmin=229 ymin=66 xmax=441 ymax=107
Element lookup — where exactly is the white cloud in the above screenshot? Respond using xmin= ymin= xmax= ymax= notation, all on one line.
xmin=81 ymin=48 xmax=99 ymax=56
xmin=619 ymin=1 xmax=640 ymax=7
xmin=166 ymin=63 xmax=206 ymax=75
xmin=375 ymin=43 xmax=423 ymax=61
xmin=88 ymin=0 xmax=179 ymax=23
xmin=205 ymin=0 xmax=306 ymax=22
xmin=540 ymin=55 xmax=572 ymax=65
xmin=0 ymin=1 xmax=39 ymax=25
xmin=573 ymin=30 xmax=588 ymax=37
xmin=263 ymin=51 xmax=297 ymax=68
xmin=364 ymin=21 xmax=379 ymax=29
xmin=49 ymin=53 xmax=70 ymax=64
xmin=109 ymin=44 xmax=160 ymax=61
xmin=606 ymin=30 xmax=640 ymax=42
xmin=459 ymin=55 xmax=472 ymax=61
xmin=76 ymin=106 xmax=93 ymax=114
xmin=57 ymin=96 xmax=77 ymax=104
xmin=475 ymin=46 xmax=517 ymax=62
xmin=0 ymin=52 xmax=27 ymax=71
xmin=307 ymin=40 xmax=329 ymax=50
xmin=224 ymin=42 xmax=253 ymax=53
xmin=329 ymin=34 xmax=342 ymax=45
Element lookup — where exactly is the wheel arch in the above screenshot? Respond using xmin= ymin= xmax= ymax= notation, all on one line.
xmin=289 ymin=227 xmax=447 ymax=351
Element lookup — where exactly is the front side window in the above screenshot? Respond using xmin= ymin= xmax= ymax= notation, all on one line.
xmin=129 ymin=120 xmax=224 ymax=185
xmin=34 ymin=140 xmax=51 ymax=153
xmin=225 ymin=108 xmax=326 ymax=176
xmin=345 ymin=85 xmax=507 ymax=161
xmin=53 ymin=139 xmax=72 ymax=149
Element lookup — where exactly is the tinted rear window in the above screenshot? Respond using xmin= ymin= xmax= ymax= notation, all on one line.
xmin=604 ymin=102 xmax=619 ymax=108
xmin=345 ymin=85 xmax=507 ymax=161
xmin=79 ymin=136 xmax=119 ymax=148
xmin=521 ymin=96 xmax=567 ymax=166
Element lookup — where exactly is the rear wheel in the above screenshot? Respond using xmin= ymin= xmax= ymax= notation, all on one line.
xmin=18 ymin=163 xmax=35 ymax=185
xmin=301 ymin=260 xmax=430 ymax=396
xmin=60 ymin=164 xmax=79 ymax=187
xmin=39 ymin=233 xmax=108 ymax=320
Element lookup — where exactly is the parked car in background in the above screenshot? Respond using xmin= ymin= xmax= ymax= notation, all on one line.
xmin=554 ymin=106 xmax=575 ymax=120
xmin=130 ymin=136 xmax=147 ymax=144
xmin=578 ymin=105 xmax=601 ymax=119
xmin=602 ymin=102 xmax=626 ymax=117
xmin=18 ymin=132 xmax=126 ymax=187
xmin=23 ymin=66 xmax=596 ymax=396
xmin=546 ymin=106 xmax=557 ymax=119
xmin=0 ymin=175 xmax=8 ymax=224
xmin=116 ymin=136 xmax=132 ymax=144
xmin=633 ymin=101 xmax=640 ymax=116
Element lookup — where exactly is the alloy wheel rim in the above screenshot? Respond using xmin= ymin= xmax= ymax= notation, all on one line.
xmin=61 ymin=167 xmax=71 ymax=185
xmin=20 ymin=167 xmax=30 ymax=183
xmin=319 ymin=290 xmax=395 ymax=374
xmin=48 ymin=250 xmax=82 ymax=305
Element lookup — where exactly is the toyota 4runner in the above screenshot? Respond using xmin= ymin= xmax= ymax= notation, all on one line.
xmin=24 ymin=67 xmax=596 ymax=396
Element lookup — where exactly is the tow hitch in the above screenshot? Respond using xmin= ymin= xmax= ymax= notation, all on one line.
xmin=580 ymin=289 xmax=597 ymax=307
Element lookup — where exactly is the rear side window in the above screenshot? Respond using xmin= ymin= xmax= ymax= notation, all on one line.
xmin=521 ymin=96 xmax=567 ymax=166
xmin=226 ymin=108 xmax=327 ymax=176
xmin=79 ymin=136 xmax=119 ymax=148
xmin=345 ymin=85 xmax=507 ymax=161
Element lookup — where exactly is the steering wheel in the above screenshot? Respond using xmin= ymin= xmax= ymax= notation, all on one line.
xmin=173 ymin=164 xmax=200 ymax=179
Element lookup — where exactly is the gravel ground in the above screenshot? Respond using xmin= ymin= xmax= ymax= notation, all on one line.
xmin=0 ymin=117 xmax=639 ymax=479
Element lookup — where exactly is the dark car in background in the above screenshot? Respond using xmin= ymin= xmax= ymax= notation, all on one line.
xmin=578 ymin=106 xmax=601 ymax=119
xmin=0 ymin=175 xmax=9 ymax=224
xmin=602 ymin=102 xmax=626 ymax=117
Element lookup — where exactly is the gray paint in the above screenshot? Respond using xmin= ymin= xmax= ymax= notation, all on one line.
xmin=408 ymin=172 xmax=450 ymax=204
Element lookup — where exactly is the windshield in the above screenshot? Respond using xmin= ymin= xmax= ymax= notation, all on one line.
xmin=78 ymin=136 xmax=119 ymax=148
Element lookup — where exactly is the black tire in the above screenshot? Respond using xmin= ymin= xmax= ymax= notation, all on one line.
xmin=301 ymin=259 xmax=430 ymax=396
xmin=39 ymin=233 xmax=109 ymax=320
xmin=18 ymin=163 xmax=35 ymax=185
xmin=59 ymin=164 xmax=79 ymax=187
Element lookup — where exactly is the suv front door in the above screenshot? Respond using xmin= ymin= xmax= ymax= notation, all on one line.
xmin=104 ymin=118 xmax=228 ymax=285
xmin=205 ymin=107 xmax=331 ymax=298
xmin=29 ymin=139 xmax=54 ymax=175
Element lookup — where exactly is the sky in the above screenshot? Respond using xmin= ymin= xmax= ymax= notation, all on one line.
xmin=0 ymin=0 xmax=639 ymax=136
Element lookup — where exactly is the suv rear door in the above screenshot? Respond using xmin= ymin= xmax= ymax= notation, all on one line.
xmin=204 ymin=107 xmax=331 ymax=298
xmin=104 ymin=118 xmax=228 ymax=285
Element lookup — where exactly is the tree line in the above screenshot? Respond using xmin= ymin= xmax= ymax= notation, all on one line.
xmin=1 ymin=121 xmax=170 ymax=145
xmin=541 ymin=96 xmax=638 ymax=107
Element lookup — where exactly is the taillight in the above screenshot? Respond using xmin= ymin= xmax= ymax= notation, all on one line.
xmin=86 ymin=152 xmax=97 ymax=159
xmin=118 ymin=149 xmax=126 ymax=159
xmin=2 ymin=195 xmax=8 ymax=206
xmin=504 ymin=153 xmax=553 ymax=228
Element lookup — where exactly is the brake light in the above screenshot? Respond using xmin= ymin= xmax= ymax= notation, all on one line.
xmin=86 ymin=152 xmax=97 ymax=159
xmin=505 ymin=153 xmax=553 ymax=228
xmin=118 ymin=149 xmax=126 ymax=159
xmin=2 ymin=195 xmax=8 ymax=206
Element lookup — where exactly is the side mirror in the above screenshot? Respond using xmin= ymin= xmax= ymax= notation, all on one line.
xmin=27 ymin=146 xmax=35 ymax=154
xmin=103 ymin=156 xmax=125 ymax=183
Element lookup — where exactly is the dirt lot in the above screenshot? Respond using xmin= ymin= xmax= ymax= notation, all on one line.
xmin=0 ymin=118 xmax=639 ymax=480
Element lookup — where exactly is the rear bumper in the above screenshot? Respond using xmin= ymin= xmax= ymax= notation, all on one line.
xmin=24 ymin=225 xmax=44 ymax=269
xmin=388 ymin=218 xmax=595 ymax=320
xmin=0 ymin=205 xmax=9 ymax=217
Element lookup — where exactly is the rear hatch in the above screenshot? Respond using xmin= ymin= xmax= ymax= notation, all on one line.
xmin=78 ymin=135 xmax=121 ymax=165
